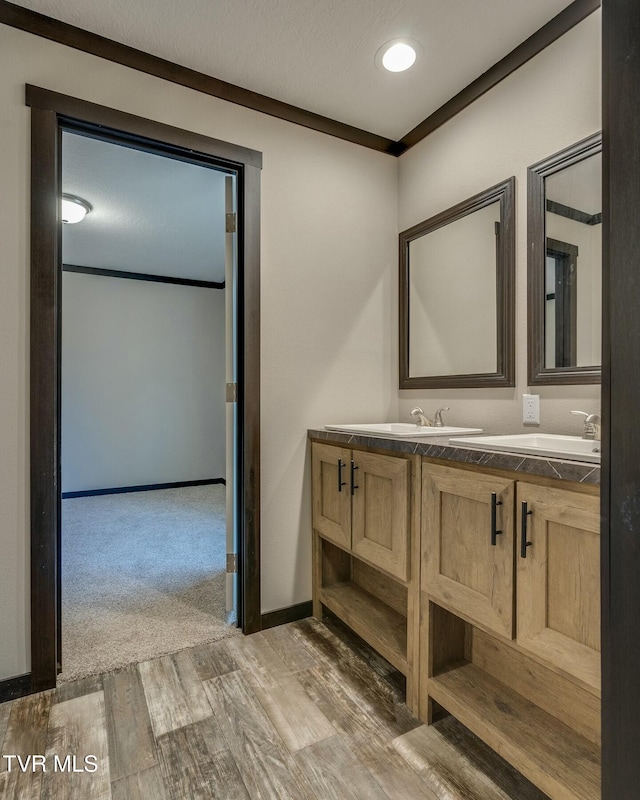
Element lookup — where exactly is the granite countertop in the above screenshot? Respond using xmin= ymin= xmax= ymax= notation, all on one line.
xmin=308 ymin=428 xmax=600 ymax=486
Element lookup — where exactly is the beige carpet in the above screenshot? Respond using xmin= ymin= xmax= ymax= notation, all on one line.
xmin=59 ymin=484 xmax=240 ymax=682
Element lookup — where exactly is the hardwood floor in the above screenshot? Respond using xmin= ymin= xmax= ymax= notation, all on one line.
xmin=0 ymin=617 xmax=548 ymax=799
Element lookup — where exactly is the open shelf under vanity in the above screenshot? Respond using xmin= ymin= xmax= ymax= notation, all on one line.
xmin=319 ymin=579 xmax=408 ymax=674
xmin=426 ymin=601 xmax=601 ymax=800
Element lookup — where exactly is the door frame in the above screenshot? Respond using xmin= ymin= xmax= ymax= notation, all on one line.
xmin=27 ymin=84 xmax=262 ymax=692
xmin=601 ymin=1 xmax=640 ymax=794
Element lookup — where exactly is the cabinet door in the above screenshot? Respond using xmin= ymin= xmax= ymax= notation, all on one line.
xmin=352 ymin=452 xmax=410 ymax=581
xmin=517 ymin=482 xmax=600 ymax=693
xmin=422 ymin=463 xmax=515 ymax=639
xmin=311 ymin=442 xmax=352 ymax=549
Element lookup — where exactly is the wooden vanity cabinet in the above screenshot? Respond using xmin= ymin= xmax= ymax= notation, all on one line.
xmin=420 ymin=461 xmax=601 ymax=800
xmin=516 ymin=482 xmax=601 ymax=693
xmin=422 ymin=463 xmax=515 ymax=639
xmin=311 ymin=442 xmax=352 ymax=550
xmin=311 ymin=435 xmax=602 ymax=799
xmin=311 ymin=439 xmax=419 ymax=711
xmin=312 ymin=442 xmax=410 ymax=581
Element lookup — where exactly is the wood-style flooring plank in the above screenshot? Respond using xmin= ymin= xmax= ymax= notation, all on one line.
xmin=393 ymin=718 xmax=547 ymax=800
xmin=111 ymin=765 xmax=169 ymax=800
xmin=41 ymin=691 xmax=111 ymax=800
xmin=350 ymin=733 xmax=440 ymax=800
xmin=103 ymin=664 xmax=158 ymax=781
xmin=139 ymin=650 xmax=212 ymax=737
xmin=295 ymin=619 xmax=412 ymax=722
xmin=0 ymin=701 xmax=12 ymax=753
xmin=226 ymin=624 xmax=336 ymax=754
xmin=296 ymin=664 xmax=393 ymax=742
xmin=188 ymin=639 xmax=239 ymax=682
xmin=310 ymin=620 xmax=419 ymax=736
xmin=1 ymin=690 xmax=52 ymax=771
xmin=260 ymin=623 xmax=318 ymax=672
xmin=224 ymin=631 xmax=292 ymax=690
xmin=0 ymin=766 xmax=43 ymax=800
xmin=157 ymin=717 xmax=248 ymax=800
xmin=297 ymin=658 xmax=418 ymax=745
xmin=55 ymin=674 xmax=104 ymax=704
xmin=250 ymin=671 xmax=335 ymax=752
xmin=297 ymin=616 xmax=395 ymax=677
xmin=293 ymin=734 xmax=389 ymax=800
xmin=203 ymin=670 xmax=317 ymax=799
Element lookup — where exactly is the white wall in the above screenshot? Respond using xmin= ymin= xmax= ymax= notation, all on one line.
xmin=398 ymin=11 xmax=602 ymax=434
xmin=0 ymin=24 xmax=398 ymax=678
xmin=61 ymin=273 xmax=225 ymax=493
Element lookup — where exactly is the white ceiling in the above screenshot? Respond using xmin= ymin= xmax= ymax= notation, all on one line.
xmin=62 ymin=131 xmax=228 ymax=282
xmin=15 ymin=0 xmax=576 ymax=140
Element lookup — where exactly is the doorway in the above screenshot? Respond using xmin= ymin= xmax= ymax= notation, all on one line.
xmin=545 ymin=238 xmax=578 ymax=368
xmin=59 ymin=129 xmax=238 ymax=679
xmin=27 ymin=85 xmax=262 ymax=692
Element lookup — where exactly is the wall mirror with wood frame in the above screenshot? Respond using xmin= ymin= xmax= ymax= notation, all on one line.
xmin=527 ymin=133 xmax=601 ymax=385
xmin=399 ymin=177 xmax=515 ymax=389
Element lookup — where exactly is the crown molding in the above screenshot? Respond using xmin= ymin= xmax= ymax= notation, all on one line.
xmin=1 ymin=0 xmax=600 ymax=156
xmin=397 ymin=0 xmax=601 ymax=153
xmin=0 ymin=0 xmax=399 ymax=154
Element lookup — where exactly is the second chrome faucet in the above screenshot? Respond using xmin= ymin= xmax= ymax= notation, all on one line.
xmin=571 ymin=410 xmax=601 ymax=441
xmin=410 ymin=406 xmax=450 ymax=428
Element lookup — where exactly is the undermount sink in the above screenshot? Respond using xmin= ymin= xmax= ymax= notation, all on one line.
xmin=324 ymin=423 xmax=483 ymax=438
xmin=449 ymin=433 xmax=601 ymax=463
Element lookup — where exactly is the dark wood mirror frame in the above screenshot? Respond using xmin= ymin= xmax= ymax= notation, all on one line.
xmin=527 ymin=132 xmax=602 ymax=385
xmin=399 ymin=177 xmax=516 ymax=389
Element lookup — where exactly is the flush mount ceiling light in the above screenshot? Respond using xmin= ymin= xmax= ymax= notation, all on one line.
xmin=375 ymin=38 xmax=422 ymax=73
xmin=61 ymin=194 xmax=92 ymax=224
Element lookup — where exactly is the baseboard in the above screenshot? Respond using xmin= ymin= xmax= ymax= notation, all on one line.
xmin=62 ymin=478 xmax=225 ymax=499
xmin=0 ymin=673 xmax=32 ymax=703
xmin=261 ymin=601 xmax=313 ymax=631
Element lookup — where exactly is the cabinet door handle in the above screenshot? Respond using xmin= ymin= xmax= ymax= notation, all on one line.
xmin=337 ymin=459 xmax=347 ymax=492
xmin=490 ymin=492 xmax=503 ymax=545
xmin=350 ymin=460 xmax=359 ymax=495
xmin=520 ymin=501 xmax=533 ymax=558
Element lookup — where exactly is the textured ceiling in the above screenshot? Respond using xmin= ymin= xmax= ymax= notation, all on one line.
xmin=14 ymin=0 xmax=575 ymax=140
xmin=62 ymin=131 xmax=228 ymax=282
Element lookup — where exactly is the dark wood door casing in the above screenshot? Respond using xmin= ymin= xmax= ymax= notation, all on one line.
xmin=602 ymin=1 xmax=640 ymax=796
xmin=27 ymin=85 xmax=262 ymax=692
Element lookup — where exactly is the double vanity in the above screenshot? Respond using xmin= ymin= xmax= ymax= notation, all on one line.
xmin=310 ymin=424 xmax=600 ymax=800
xmin=309 ymin=129 xmax=603 ymax=799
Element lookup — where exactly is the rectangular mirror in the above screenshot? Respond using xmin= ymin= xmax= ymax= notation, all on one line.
xmin=528 ymin=133 xmax=601 ymax=384
xmin=399 ymin=177 xmax=515 ymax=389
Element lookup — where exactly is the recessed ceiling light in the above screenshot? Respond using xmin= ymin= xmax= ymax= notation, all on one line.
xmin=61 ymin=194 xmax=92 ymax=224
xmin=375 ymin=38 xmax=421 ymax=73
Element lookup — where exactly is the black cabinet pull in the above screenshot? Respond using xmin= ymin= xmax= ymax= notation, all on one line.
xmin=490 ymin=492 xmax=503 ymax=546
xmin=337 ymin=459 xmax=346 ymax=493
xmin=520 ymin=501 xmax=533 ymax=558
xmin=350 ymin=460 xmax=359 ymax=495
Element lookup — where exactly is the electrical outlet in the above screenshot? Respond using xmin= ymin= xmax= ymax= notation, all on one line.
xmin=523 ymin=394 xmax=540 ymax=425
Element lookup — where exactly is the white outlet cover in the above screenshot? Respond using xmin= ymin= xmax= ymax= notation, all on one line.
xmin=523 ymin=393 xmax=540 ymax=425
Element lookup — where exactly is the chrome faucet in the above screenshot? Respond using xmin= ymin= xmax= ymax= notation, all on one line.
xmin=410 ymin=407 xmax=450 ymax=428
xmin=433 ymin=407 xmax=450 ymax=428
xmin=571 ymin=410 xmax=601 ymax=441
xmin=410 ymin=407 xmax=433 ymax=426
